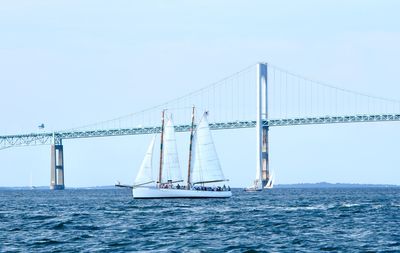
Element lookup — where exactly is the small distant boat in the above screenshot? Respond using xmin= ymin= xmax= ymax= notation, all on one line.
xmin=244 ymin=180 xmax=262 ymax=192
xmin=132 ymin=108 xmax=232 ymax=199
xmin=244 ymin=170 xmax=274 ymax=192
xmin=115 ymin=181 xmax=133 ymax=189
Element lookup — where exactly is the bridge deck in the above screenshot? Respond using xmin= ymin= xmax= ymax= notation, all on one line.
xmin=1 ymin=114 xmax=399 ymax=149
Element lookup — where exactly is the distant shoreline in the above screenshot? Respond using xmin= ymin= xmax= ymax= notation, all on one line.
xmin=0 ymin=182 xmax=399 ymax=190
xmin=275 ymin=182 xmax=400 ymax=188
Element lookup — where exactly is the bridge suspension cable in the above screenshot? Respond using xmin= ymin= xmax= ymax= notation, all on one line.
xmin=64 ymin=64 xmax=257 ymax=132
xmin=267 ymin=63 xmax=400 ymax=120
xmin=65 ymin=62 xmax=400 ymax=133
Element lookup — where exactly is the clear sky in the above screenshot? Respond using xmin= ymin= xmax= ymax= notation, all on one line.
xmin=1 ymin=0 xmax=400 ymax=187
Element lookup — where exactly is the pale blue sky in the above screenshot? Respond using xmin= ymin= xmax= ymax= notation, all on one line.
xmin=1 ymin=0 xmax=400 ymax=187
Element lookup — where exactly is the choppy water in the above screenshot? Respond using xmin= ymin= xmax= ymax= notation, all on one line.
xmin=1 ymin=188 xmax=399 ymax=252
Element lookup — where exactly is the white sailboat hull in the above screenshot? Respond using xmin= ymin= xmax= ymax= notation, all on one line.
xmin=133 ymin=187 xmax=232 ymax=199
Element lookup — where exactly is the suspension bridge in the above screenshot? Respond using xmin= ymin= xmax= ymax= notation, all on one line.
xmin=1 ymin=63 xmax=399 ymax=189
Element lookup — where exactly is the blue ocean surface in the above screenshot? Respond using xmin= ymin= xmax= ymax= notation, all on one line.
xmin=0 ymin=188 xmax=399 ymax=252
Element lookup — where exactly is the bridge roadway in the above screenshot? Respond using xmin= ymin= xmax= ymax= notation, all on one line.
xmin=1 ymin=114 xmax=399 ymax=149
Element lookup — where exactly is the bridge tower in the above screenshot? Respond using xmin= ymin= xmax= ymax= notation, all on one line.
xmin=50 ymin=136 xmax=65 ymax=190
xmin=256 ymin=63 xmax=270 ymax=188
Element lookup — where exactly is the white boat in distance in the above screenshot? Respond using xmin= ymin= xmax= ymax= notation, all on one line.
xmin=132 ymin=108 xmax=232 ymax=199
xmin=244 ymin=170 xmax=274 ymax=192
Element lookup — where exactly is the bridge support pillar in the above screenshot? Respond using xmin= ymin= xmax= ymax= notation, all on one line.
xmin=256 ymin=63 xmax=270 ymax=188
xmin=50 ymin=139 xmax=64 ymax=190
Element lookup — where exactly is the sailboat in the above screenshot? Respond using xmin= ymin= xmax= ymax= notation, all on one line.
xmin=244 ymin=180 xmax=262 ymax=192
xmin=132 ymin=108 xmax=232 ymax=199
xmin=244 ymin=157 xmax=263 ymax=192
xmin=245 ymin=169 xmax=274 ymax=191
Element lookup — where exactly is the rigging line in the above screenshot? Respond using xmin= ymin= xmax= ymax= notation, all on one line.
xmin=231 ymin=78 xmax=234 ymax=121
xmin=321 ymin=86 xmax=328 ymax=115
xmin=242 ymin=68 xmax=245 ymax=120
xmin=322 ymin=85 xmax=325 ymax=116
xmin=318 ymin=82 xmax=321 ymax=116
xmin=279 ymin=70 xmax=282 ymax=118
xmin=273 ymin=67 xmax=276 ymax=118
xmin=219 ymin=87 xmax=221 ymax=121
xmin=385 ymin=99 xmax=388 ymax=114
xmin=321 ymin=85 xmax=324 ymax=116
xmin=225 ymin=79 xmax=228 ymax=122
xmin=285 ymin=71 xmax=288 ymax=118
xmin=267 ymin=63 xmax=400 ymax=104
xmin=355 ymin=94 xmax=357 ymax=115
xmin=207 ymin=87 xmax=210 ymax=114
xmin=213 ymin=84 xmax=216 ymax=123
xmin=237 ymin=73 xmax=240 ymax=121
xmin=236 ymin=75 xmax=238 ymax=120
xmin=335 ymin=89 xmax=338 ymax=115
xmin=315 ymin=81 xmax=318 ymax=116
xmin=298 ymin=77 xmax=300 ymax=117
xmin=331 ymin=87 xmax=334 ymax=115
xmin=310 ymin=79 xmax=313 ymax=116
xmin=230 ymin=77 xmax=233 ymax=120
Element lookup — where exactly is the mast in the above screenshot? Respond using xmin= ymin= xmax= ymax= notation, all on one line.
xmin=187 ymin=106 xmax=195 ymax=189
xmin=158 ymin=110 xmax=166 ymax=186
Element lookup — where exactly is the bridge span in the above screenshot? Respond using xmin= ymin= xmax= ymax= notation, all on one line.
xmin=1 ymin=114 xmax=400 ymax=149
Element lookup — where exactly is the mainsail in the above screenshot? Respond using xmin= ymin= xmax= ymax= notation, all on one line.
xmin=134 ymin=135 xmax=156 ymax=187
xmin=161 ymin=117 xmax=183 ymax=183
xmin=190 ymin=112 xmax=225 ymax=185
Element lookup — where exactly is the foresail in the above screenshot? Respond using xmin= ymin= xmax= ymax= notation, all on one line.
xmin=134 ymin=135 xmax=156 ymax=186
xmin=262 ymin=171 xmax=274 ymax=189
xmin=161 ymin=118 xmax=183 ymax=183
xmin=268 ymin=171 xmax=274 ymax=188
xmin=190 ymin=113 xmax=225 ymax=185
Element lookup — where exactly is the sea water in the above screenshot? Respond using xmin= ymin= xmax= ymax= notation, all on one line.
xmin=1 ymin=188 xmax=399 ymax=252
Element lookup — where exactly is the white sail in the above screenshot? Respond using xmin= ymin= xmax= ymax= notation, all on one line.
xmin=264 ymin=171 xmax=274 ymax=189
xmin=131 ymin=110 xmax=232 ymax=199
xmin=190 ymin=112 xmax=225 ymax=185
xmin=134 ymin=135 xmax=156 ymax=186
xmin=161 ymin=117 xmax=183 ymax=183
